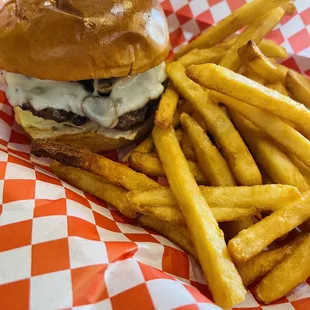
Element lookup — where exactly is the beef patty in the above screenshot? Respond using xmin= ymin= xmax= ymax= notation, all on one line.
xmin=21 ymin=79 xmax=160 ymax=130
xmin=22 ymin=101 xmax=151 ymax=130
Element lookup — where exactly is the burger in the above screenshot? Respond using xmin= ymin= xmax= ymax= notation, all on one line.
xmin=0 ymin=0 xmax=170 ymax=152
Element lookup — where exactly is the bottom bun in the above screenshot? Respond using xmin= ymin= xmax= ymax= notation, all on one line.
xmin=14 ymin=107 xmax=154 ymax=153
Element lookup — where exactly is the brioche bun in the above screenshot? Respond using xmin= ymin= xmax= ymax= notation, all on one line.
xmin=2 ymin=0 xmax=169 ymax=152
xmin=0 ymin=0 xmax=169 ymax=81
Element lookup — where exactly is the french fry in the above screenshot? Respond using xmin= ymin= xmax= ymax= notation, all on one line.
xmin=167 ymin=62 xmax=261 ymax=186
xmin=219 ymin=7 xmax=286 ymax=72
xmin=220 ymin=219 xmax=254 ymax=243
xmin=238 ymin=234 xmax=305 ymax=286
xmin=215 ymin=6 xmax=289 ymax=236
xmin=129 ymin=151 xmax=207 ymax=184
xmin=178 ymin=46 xmax=226 ymax=68
xmin=258 ymin=39 xmax=288 ymax=59
xmin=267 ymin=82 xmax=289 ymax=96
xmin=288 ymin=154 xmax=310 ymax=184
xmin=152 ymin=125 xmax=246 ymax=308
xmin=138 ymin=215 xmax=197 ymax=258
xmin=282 ymin=2 xmax=296 ymax=15
xmin=134 ymin=204 xmax=185 ymax=225
xmin=212 ymin=91 xmax=310 ymax=168
xmin=175 ymin=128 xmax=184 ymax=142
xmin=122 ymin=135 xmax=154 ymax=163
xmin=286 ymin=70 xmax=310 ymax=108
xmin=254 ymin=233 xmax=310 ymax=304
xmin=215 ymin=7 xmax=286 ymax=237
xmin=243 ymin=67 xmax=265 ymax=85
xmin=211 ymin=207 xmax=258 ymax=222
xmin=31 ymin=139 xmax=160 ymax=191
xmin=186 ymin=63 xmax=310 ymax=138
xmin=180 ymin=113 xmax=236 ymax=186
xmin=228 ymin=191 xmax=310 ymax=264
xmin=133 ymin=201 xmax=259 ymax=224
xmin=259 ymin=166 xmax=273 ymax=185
xmin=214 ymin=7 xmax=285 ymax=240
xmin=191 ymin=111 xmax=207 ymax=131
xmin=128 ymin=184 xmax=301 ymax=211
xmin=50 ymin=161 xmax=137 ymax=218
xmin=180 ymin=133 xmax=196 ymax=161
xmin=179 ymin=37 xmax=289 ymax=68
xmin=238 ymin=41 xmax=287 ymax=83
xmin=231 ymin=111 xmax=309 ymax=192
xmin=176 ymin=0 xmax=290 ymax=57
xmin=171 ymin=100 xmax=193 ymax=128
xmin=155 ymin=84 xmax=179 ymax=128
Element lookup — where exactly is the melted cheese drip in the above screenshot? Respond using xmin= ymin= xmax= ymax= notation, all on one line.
xmin=5 ymin=62 xmax=166 ymax=128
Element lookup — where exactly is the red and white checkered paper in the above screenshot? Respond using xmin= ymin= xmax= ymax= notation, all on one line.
xmin=0 ymin=0 xmax=310 ymax=309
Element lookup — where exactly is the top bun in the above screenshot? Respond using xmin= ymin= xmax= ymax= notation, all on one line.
xmin=0 ymin=0 xmax=170 ymax=81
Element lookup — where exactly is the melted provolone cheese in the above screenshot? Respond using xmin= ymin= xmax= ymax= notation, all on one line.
xmin=5 ymin=62 xmax=166 ymax=128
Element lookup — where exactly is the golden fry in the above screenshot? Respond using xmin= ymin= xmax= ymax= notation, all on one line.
xmin=180 ymin=113 xmax=236 ymax=186
xmin=289 ymin=154 xmax=310 ymax=184
xmin=128 ymin=185 xmax=301 ymax=211
xmin=191 ymin=111 xmax=207 ymax=131
xmin=178 ymin=47 xmax=226 ymax=68
xmin=215 ymin=6 xmax=286 ymax=238
xmin=32 ymin=139 xmax=160 ymax=191
xmin=187 ymin=63 xmax=310 ymax=138
xmin=134 ymin=204 xmax=185 ymax=225
xmin=180 ymin=133 xmax=196 ymax=161
xmin=220 ymin=7 xmax=286 ymax=72
xmin=133 ymin=199 xmax=259 ymax=224
xmin=228 ymin=191 xmax=310 ymax=264
xmin=50 ymin=161 xmax=137 ymax=218
xmin=172 ymin=100 xmax=193 ymax=128
xmin=267 ymin=82 xmax=289 ymax=96
xmin=286 ymin=70 xmax=310 ymax=108
xmin=243 ymin=68 xmax=265 ymax=85
xmin=212 ymin=91 xmax=310 ymax=168
xmin=212 ymin=207 xmax=258 ymax=222
xmin=176 ymin=0 xmax=290 ymax=57
xmin=166 ymin=62 xmax=261 ymax=186
xmin=258 ymin=39 xmax=288 ymax=59
xmin=122 ymin=135 xmax=154 ymax=163
xmin=155 ymin=84 xmax=179 ymax=128
xmin=175 ymin=128 xmax=184 ymax=142
xmin=238 ymin=41 xmax=287 ymax=83
xmin=255 ymin=233 xmax=310 ymax=304
xmin=231 ymin=112 xmax=309 ymax=192
xmin=138 ymin=215 xmax=197 ymax=258
xmin=152 ymin=125 xmax=246 ymax=308
xmin=129 ymin=151 xmax=207 ymax=184
xmin=238 ymin=237 xmax=303 ymax=286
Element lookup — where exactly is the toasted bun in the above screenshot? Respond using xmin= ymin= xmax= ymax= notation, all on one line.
xmin=15 ymin=107 xmax=153 ymax=153
xmin=0 ymin=0 xmax=169 ymax=81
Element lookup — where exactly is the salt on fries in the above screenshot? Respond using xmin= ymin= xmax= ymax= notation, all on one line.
xmin=30 ymin=0 xmax=310 ymax=308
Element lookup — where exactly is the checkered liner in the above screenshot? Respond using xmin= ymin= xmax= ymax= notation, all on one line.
xmin=0 ymin=0 xmax=310 ymax=309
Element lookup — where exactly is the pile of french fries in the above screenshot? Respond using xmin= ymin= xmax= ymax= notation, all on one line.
xmin=31 ymin=0 xmax=310 ymax=308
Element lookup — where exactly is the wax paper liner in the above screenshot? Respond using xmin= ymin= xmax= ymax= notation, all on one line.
xmin=0 ymin=0 xmax=310 ymax=309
